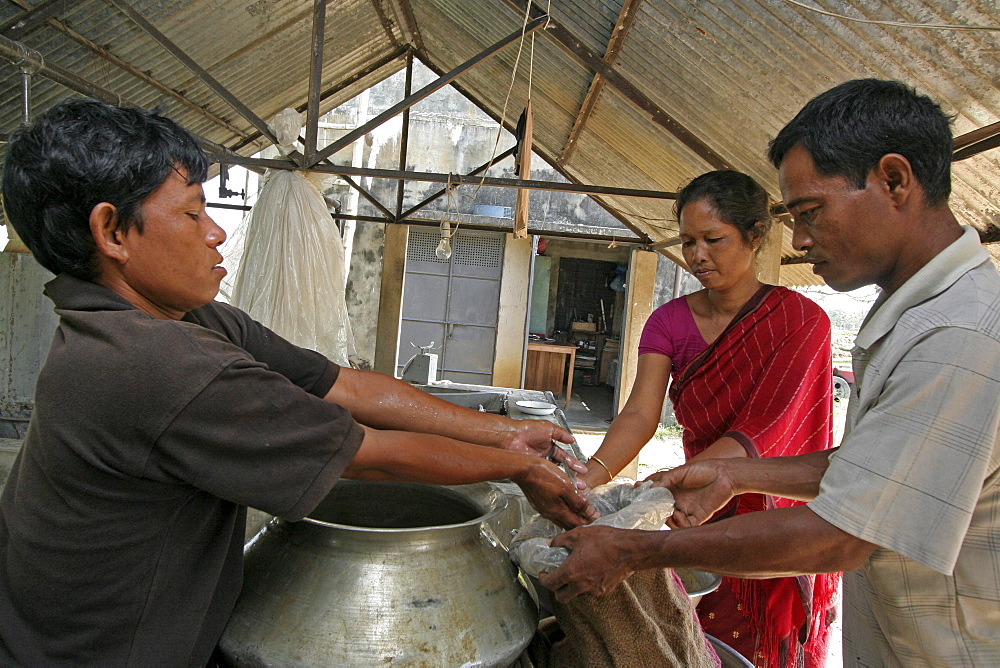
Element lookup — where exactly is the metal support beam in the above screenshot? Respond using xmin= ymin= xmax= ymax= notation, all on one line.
xmin=395 ymin=51 xmax=413 ymax=218
xmin=5 ymin=0 xmax=250 ymax=140
xmin=333 ymin=212 xmax=644 ymax=245
xmin=953 ymin=121 xmax=1000 ymax=161
xmin=505 ymin=0 xmax=732 ymax=171
xmin=0 ymin=0 xmax=63 ymax=39
xmin=387 ymin=0 xmax=423 ymax=50
xmin=417 ymin=55 xmax=652 ymax=244
xmin=304 ymin=0 xmax=327 ymax=159
xmin=305 ymin=15 xmax=549 ymax=168
xmin=105 ymin=0 xmax=282 ymax=148
xmin=399 ymin=146 xmax=518 ymax=220
xmin=228 ymin=47 xmax=406 ymax=153
xmin=341 ymin=174 xmax=396 ymax=220
xmin=0 ymin=33 xmax=121 ymax=105
xmin=561 ymin=0 xmax=642 ymax=165
xmin=371 ymin=0 xmax=403 ymax=48
xmin=205 ymin=152 xmax=680 ymax=201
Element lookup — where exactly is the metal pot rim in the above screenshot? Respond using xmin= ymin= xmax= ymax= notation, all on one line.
xmin=297 ymin=483 xmax=509 ymax=534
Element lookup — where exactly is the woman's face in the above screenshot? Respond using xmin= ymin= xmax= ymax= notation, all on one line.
xmin=679 ymin=198 xmax=758 ymax=291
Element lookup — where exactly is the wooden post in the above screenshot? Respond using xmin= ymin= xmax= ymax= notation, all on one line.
xmin=757 ymin=223 xmax=782 ymax=285
xmin=512 ymin=101 xmax=532 ymax=239
xmin=493 ymin=233 xmax=532 ymax=387
xmin=373 ymin=224 xmax=408 ymax=376
xmin=616 ymin=248 xmax=658 ymax=479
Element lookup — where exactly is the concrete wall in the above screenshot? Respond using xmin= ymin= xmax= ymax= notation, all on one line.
xmin=0 ymin=253 xmax=56 ymax=439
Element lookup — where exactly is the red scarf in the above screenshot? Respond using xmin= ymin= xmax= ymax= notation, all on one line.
xmin=669 ymin=286 xmax=839 ymax=668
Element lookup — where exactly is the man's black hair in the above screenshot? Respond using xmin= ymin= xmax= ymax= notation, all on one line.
xmin=674 ymin=170 xmax=772 ymax=246
xmin=2 ymin=98 xmax=209 ymax=280
xmin=767 ymin=78 xmax=953 ymax=206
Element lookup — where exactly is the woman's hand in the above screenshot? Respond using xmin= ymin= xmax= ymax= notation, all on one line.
xmin=644 ymin=459 xmax=737 ymax=528
xmin=579 ymin=353 xmax=673 ymax=489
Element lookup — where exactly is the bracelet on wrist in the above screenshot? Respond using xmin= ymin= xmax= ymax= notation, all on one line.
xmin=588 ymin=455 xmax=614 ymax=481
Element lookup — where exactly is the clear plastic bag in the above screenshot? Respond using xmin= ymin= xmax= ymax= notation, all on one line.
xmin=510 ymin=481 xmax=675 ymax=578
xmin=229 ymin=111 xmax=356 ymax=366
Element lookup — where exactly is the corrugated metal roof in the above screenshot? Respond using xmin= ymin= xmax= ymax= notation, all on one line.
xmin=1 ymin=0 xmax=997 ymax=286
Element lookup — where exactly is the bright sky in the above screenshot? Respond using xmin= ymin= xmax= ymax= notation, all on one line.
xmin=797 ymin=283 xmax=880 ymax=316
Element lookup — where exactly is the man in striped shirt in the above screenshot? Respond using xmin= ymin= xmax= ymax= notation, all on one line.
xmin=541 ymin=79 xmax=1000 ymax=666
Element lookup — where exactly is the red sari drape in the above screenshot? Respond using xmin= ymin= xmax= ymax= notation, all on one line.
xmin=668 ymin=285 xmax=839 ymax=668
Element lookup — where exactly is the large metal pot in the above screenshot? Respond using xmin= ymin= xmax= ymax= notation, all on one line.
xmin=220 ymin=480 xmax=538 ymax=667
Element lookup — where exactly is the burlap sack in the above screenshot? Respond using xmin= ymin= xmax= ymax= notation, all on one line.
xmin=531 ymin=568 xmax=720 ymax=667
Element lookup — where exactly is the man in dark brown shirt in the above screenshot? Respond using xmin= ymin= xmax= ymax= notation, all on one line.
xmin=0 ymin=99 xmax=596 ymax=666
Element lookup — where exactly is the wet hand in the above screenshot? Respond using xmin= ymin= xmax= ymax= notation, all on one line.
xmin=517 ymin=460 xmax=599 ymax=529
xmin=643 ymin=460 xmax=736 ymax=529
xmin=538 ymin=525 xmax=635 ymax=603
xmin=503 ymin=420 xmax=578 ymax=461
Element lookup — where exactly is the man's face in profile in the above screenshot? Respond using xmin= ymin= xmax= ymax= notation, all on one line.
xmin=113 ymin=167 xmax=228 ymax=318
xmin=779 ymin=145 xmax=900 ymax=293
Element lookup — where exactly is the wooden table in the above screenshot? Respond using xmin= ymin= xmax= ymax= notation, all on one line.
xmin=525 ymin=343 xmax=576 ymax=407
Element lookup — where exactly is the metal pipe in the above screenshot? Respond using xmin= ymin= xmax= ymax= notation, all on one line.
xmin=20 ymin=68 xmax=30 ymax=125
xmin=0 ymin=33 xmax=120 ymax=105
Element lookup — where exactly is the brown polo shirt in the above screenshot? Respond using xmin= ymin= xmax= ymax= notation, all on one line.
xmin=0 ymin=274 xmax=364 ymax=666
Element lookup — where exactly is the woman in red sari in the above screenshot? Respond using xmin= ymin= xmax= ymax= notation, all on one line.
xmin=579 ymin=170 xmax=838 ymax=668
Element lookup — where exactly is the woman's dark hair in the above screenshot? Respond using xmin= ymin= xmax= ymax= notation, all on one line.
xmin=674 ymin=170 xmax=772 ymax=247
xmin=768 ymin=78 xmax=953 ymax=207
xmin=2 ymin=98 xmax=209 ymax=280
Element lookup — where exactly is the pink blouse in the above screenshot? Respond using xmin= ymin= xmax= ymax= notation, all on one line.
xmin=638 ymin=296 xmax=708 ymax=373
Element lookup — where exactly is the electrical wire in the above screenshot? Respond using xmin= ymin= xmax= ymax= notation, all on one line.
xmin=783 ymin=0 xmax=1000 ymax=31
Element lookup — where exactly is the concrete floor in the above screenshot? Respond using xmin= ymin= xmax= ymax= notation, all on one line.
xmin=562 ymin=372 xmax=616 ymax=434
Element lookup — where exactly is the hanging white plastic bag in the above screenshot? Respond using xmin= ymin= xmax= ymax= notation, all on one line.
xmin=268 ymin=107 xmax=303 ymax=155
xmin=229 ymin=112 xmax=356 ymax=366
xmin=510 ymin=481 xmax=675 ymax=578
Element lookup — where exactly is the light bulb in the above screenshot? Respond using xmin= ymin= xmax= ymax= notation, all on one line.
xmin=435 ymin=237 xmax=452 ymax=260
xmin=436 ymin=221 xmax=453 ymax=260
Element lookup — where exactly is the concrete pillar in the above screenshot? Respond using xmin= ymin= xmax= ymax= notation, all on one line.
xmin=493 ymin=234 xmax=532 ymax=388
xmin=615 ymin=248 xmax=658 ymax=479
xmin=373 ymin=224 xmax=408 ymax=376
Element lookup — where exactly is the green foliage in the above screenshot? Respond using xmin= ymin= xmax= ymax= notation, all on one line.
xmin=654 ymin=423 xmax=684 ymax=440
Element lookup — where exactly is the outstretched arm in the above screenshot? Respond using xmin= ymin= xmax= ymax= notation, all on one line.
xmin=644 ymin=449 xmax=835 ymax=528
xmin=539 ymin=504 xmax=873 ymax=602
xmin=326 ymin=367 xmax=579 ymax=461
xmin=578 ymin=353 xmax=672 ymax=487
xmin=344 ymin=426 xmax=598 ymax=529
